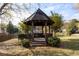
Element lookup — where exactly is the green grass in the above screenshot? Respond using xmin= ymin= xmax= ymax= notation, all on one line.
xmin=58 ymin=36 xmax=79 ymax=50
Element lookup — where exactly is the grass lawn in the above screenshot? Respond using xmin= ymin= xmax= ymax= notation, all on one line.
xmin=0 ymin=34 xmax=79 ymax=56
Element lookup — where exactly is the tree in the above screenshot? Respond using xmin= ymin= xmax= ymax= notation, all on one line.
xmin=50 ymin=11 xmax=63 ymax=37
xmin=0 ymin=3 xmax=9 ymax=32
xmin=0 ymin=23 xmax=7 ymax=33
xmin=67 ymin=19 xmax=78 ymax=35
xmin=0 ymin=3 xmax=9 ymax=15
xmin=6 ymin=21 xmax=18 ymax=34
xmin=0 ymin=3 xmax=31 ymax=32
xmin=18 ymin=21 xmax=31 ymax=34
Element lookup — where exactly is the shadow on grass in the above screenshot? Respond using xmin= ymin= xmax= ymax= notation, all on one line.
xmin=61 ymin=39 xmax=79 ymax=50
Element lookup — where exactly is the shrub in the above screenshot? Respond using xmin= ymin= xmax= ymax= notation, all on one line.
xmin=18 ymin=34 xmax=30 ymax=48
xmin=48 ymin=37 xmax=61 ymax=47
xmin=18 ymin=34 xmax=26 ymax=39
xmin=21 ymin=39 xmax=30 ymax=48
xmin=18 ymin=34 xmax=31 ymax=39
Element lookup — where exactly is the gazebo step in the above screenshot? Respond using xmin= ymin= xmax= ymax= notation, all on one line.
xmin=32 ymin=41 xmax=46 ymax=44
xmin=34 ymin=38 xmax=46 ymax=41
xmin=32 ymin=40 xmax=46 ymax=43
xmin=31 ymin=41 xmax=46 ymax=46
xmin=31 ymin=44 xmax=46 ymax=47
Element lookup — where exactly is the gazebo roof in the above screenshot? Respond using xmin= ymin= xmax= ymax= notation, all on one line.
xmin=24 ymin=8 xmax=54 ymax=26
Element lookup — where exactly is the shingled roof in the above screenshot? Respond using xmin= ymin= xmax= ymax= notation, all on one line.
xmin=24 ymin=8 xmax=54 ymax=26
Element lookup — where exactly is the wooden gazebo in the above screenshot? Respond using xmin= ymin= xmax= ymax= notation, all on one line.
xmin=23 ymin=8 xmax=54 ymax=45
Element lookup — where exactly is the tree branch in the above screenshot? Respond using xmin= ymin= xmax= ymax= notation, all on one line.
xmin=0 ymin=3 xmax=9 ymax=15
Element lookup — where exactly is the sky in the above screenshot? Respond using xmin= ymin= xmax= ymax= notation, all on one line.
xmin=11 ymin=3 xmax=79 ymax=25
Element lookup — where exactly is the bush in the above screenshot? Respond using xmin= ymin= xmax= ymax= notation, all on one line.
xmin=18 ymin=34 xmax=30 ymax=48
xmin=18 ymin=34 xmax=31 ymax=39
xmin=48 ymin=37 xmax=61 ymax=47
xmin=18 ymin=34 xmax=26 ymax=39
xmin=21 ymin=39 xmax=30 ymax=48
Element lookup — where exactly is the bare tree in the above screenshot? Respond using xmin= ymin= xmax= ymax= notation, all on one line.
xmin=0 ymin=3 xmax=9 ymax=33
xmin=0 ymin=3 xmax=9 ymax=15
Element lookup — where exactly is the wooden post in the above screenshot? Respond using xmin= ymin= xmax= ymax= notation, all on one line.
xmin=49 ymin=25 xmax=50 ymax=34
xmin=32 ymin=22 xmax=34 ymax=41
xmin=42 ymin=26 xmax=43 ymax=33
xmin=45 ymin=22 xmax=48 ymax=45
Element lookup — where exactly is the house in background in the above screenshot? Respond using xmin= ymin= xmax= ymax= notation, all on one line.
xmin=61 ymin=20 xmax=79 ymax=35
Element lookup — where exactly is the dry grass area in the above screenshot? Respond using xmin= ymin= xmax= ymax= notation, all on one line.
xmin=0 ymin=38 xmax=78 ymax=56
xmin=0 ymin=34 xmax=79 ymax=56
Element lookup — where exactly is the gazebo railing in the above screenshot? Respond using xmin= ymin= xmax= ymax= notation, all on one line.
xmin=18 ymin=33 xmax=52 ymax=39
xmin=34 ymin=33 xmax=52 ymax=38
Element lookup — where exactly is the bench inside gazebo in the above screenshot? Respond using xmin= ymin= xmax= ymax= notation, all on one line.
xmin=23 ymin=8 xmax=54 ymax=46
